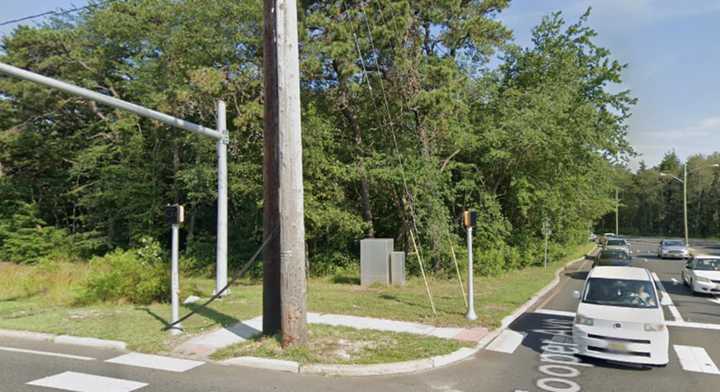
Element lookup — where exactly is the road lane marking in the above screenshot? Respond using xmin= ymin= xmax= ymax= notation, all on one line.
xmin=105 ymin=353 xmax=204 ymax=372
xmin=0 ymin=346 xmax=95 ymax=361
xmin=27 ymin=371 xmax=147 ymax=392
xmin=709 ymin=297 xmax=720 ymax=305
xmin=673 ymin=345 xmax=720 ymax=375
xmin=486 ymin=330 xmax=526 ymax=354
xmin=667 ymin=320 xmax=720 ymax=330
xmin=535 ymin=309 xmax=576 ymax=318
xmin=652 ymin=272 xmax=684 ymax=322
xmin=671 ymin=278 xmax=679 ymax=285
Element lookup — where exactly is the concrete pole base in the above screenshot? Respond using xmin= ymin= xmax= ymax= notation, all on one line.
xmin=169 ymin=325 xmax=183 ymax=336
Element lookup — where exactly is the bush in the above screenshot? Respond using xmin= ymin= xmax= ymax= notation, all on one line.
xmin=77 ymin=239 xmax=169 ymax=305
xmin=0 ymin=202 xmax=73 ymax=264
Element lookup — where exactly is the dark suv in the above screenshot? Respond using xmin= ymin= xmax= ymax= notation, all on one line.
xmin=593 ymin=249 xmax=632 ymax=268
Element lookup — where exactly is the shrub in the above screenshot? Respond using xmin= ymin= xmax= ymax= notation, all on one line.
xmin=77 ymin=239 xmax=169 ymax=305
xmin=0 ymin=202 xmax=73 ymax=264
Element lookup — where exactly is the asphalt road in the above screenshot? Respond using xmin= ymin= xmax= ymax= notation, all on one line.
xmin=1 ymin=236 xmax=719 ymax=392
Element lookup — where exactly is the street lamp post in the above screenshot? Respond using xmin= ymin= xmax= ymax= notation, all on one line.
xmin=660 ymin=163 xmax=719 ymax=247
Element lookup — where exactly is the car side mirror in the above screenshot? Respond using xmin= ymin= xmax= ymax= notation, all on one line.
xmin=572 ymin=290 xmax=581 ymax=299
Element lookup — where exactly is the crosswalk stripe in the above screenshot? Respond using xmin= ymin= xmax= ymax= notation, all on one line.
xmin=105 ymin=352 xmax=204 ymax=373
xmin=27 ymin=371 xmax=147 ymax=392
xmin=652 ymin=272 xmax=684 ymax=322
xmin=709 ymin=297 xmax=720 ymax=305
xmin=0 ymin=346 xmax=94 ymax=361
xmin=486 ymin=330 xmax=526 ymax=354
xmin=534 ymin=309 xmax=576 ymax=318
xmin=673 ymin=345 xmax=720 ymax=375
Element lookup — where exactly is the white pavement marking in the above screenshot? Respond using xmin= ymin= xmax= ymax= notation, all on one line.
xmin=0 ymin=346 xmax=94 ymax=361
xmin=652 ymin=272 xmax=684 ymax=322
xmin=667 ymin=320 xmax=720 ymax=331
xmin=27 ymin=371 xmax=147 ymax=392
xmin=671 ymin=278 xmax=679 ymax=285
xmin=106 ymin=353 xmax=204 ymax=373
xmin=534 ymin=309 xmax=576 ymax=318
xmin=673 ymin=345 xmax=720 ymax=375
xmin=486 ymin=330 xmax=526 ymax=354
xmin=709 ymin=297 xmax=720 ymax=305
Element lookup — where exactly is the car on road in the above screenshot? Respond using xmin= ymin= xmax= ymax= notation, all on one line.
xmin=572 ymin=266 xmax=669 ymax=366
xmin=657 ymin=239 xmax=689 ymax=259
xmin=604 ymin=238 xmax=632 ymax=255
xmin=681 ymin=255 xmax=720 ymax=295
xmin=593 ymin=249 xmax=632 ymax=268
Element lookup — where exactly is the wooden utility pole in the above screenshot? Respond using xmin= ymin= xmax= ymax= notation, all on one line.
xmin=262 ymin=0 xmax=308 ymax=347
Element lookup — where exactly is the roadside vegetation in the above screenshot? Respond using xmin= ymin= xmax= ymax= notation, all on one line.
xmin=1 ymin=1 xmax=630 ymax=281
xmin=211 ymin=324 xmax=472 ymax=365
xmin=0 ymin=243 xmax=592 ymax=353
xmin=598 ymin=152 xmax=720 ymax=238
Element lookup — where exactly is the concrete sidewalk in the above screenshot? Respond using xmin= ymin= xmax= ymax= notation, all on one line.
xmin=175 ymin=312 xmax=488 ymax=358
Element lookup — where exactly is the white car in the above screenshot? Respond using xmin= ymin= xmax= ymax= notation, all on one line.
xmin=682 ymin=255 xmax=720 ymax=295
xmin=572 ymin=266 xmax=669 ymax=366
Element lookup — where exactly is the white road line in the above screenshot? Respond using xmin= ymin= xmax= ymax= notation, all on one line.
xmin=106 ymin=353 xmax=204 ymax=373
xmin=652 ymin=272 xmax=684 ymax=322
xmin=534 ymin=309 xmax=576 ymax=318
xmin=667 ymin=320 xmax=720 ymax=331
xmin=673 ymin=345 xmax=720 ymax=375
xmin=0 ymin=346 xmax=95 ymax=361
xmin=486 ymin=330 xmax=526 ymax=354
xmin=671 ymin=278 xmax=679 ymax=285
xmin=709 ymin=297 xmax=720 ymax=305
xmin=27 ymin=371 xmax=147 ymax=392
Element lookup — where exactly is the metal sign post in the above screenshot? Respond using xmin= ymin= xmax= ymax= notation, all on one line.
xmin=463 ymin=210 xmax=478 ymax=321
xmin=542 ymin=219 xmax=551 ymax=270
xmin=166 ymin=204 xmax=185 ymax=335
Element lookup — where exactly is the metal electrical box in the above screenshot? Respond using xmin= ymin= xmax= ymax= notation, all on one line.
xmin=360 ymin=238 xmax=393 ymax=286
xmin=390 ymin=251 xmax=405 ymax=286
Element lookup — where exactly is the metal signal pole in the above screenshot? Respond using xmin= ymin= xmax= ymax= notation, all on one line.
xmin=263 ymin=0 xmax=308 ymax=346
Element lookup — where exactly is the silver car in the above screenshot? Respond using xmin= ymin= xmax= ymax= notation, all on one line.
xmin=604 ymin=238 xmax=631 ymax=255
xmin=657 ymin=239 xmax=689 ymax=259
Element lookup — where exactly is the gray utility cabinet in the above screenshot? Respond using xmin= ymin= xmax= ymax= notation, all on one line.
xmin=390 ymin=251 xmax=405 ymax=286
xmin=360 ymin=238 xmax=393 ymax=286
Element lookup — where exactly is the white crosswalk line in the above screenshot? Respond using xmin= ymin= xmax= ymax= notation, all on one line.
xmin=106 ymin=352 xmax=204 ymax=373
xmin=0 ymin=346 xmax=94 ymax=361
xmin=486 ymin=330 xmax=526 ymax=354
xmin=673 ymin=345 xmax=720 ymax=375
xmin=27 ymin=371 xmax=147 ymax=392
xmin=652 ymin=272 xmax=684 ymax=322
xmin=534 ymin=309 xmax=576 ymax=318
xmin=709 ymin=297 xmax=720 ymax=305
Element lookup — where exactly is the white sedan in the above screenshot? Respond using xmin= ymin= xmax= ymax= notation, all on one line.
xmin=682 ymin=255 xmax=720 ymax=295
xmin=572 ymin=266 xmax=669 ymax=366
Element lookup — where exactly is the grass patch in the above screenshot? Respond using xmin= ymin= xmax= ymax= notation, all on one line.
xmin=211 ymin=324 xmax=470 ymax=365
xmin=0 ymin=243 xmax=594 ymax=354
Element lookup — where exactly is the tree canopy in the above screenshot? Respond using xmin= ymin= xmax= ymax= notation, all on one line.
xmin=0 ymin=1 xmax=635 ymax=274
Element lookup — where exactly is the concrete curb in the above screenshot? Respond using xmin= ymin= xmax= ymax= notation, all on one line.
xmin=0 ymin=329 xmax=127 ymax=351
xmin=221 ymin=357 xmax=300 ymax=373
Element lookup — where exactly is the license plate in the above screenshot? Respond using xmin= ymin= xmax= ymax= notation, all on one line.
xmin=608 ymin=342 xmax=627 ymax=351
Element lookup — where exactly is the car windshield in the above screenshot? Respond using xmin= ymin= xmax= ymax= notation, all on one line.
xmin=664 ymin=240 xmax=684 ymax=247
xmin=694 ymin=259 xmax=720 ymax=271
xmin=606 ymin=239 xmax=626 ymax=246
xmin=582 ymin=277 xmax=658 ymax=308
xmin=599 ymin=250 xmax=630 ymax=260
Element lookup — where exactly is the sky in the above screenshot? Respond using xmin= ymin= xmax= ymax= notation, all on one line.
xmin=2 ymin=0 xmax=719 ymax=170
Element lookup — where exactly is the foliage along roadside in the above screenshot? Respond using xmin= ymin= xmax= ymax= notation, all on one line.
xmin=0 ymin=1 xmax=633 ymax=274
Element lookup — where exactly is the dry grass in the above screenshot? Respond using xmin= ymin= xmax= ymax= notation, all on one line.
xmin=211 ymin=324 xmax=470 ymax=364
